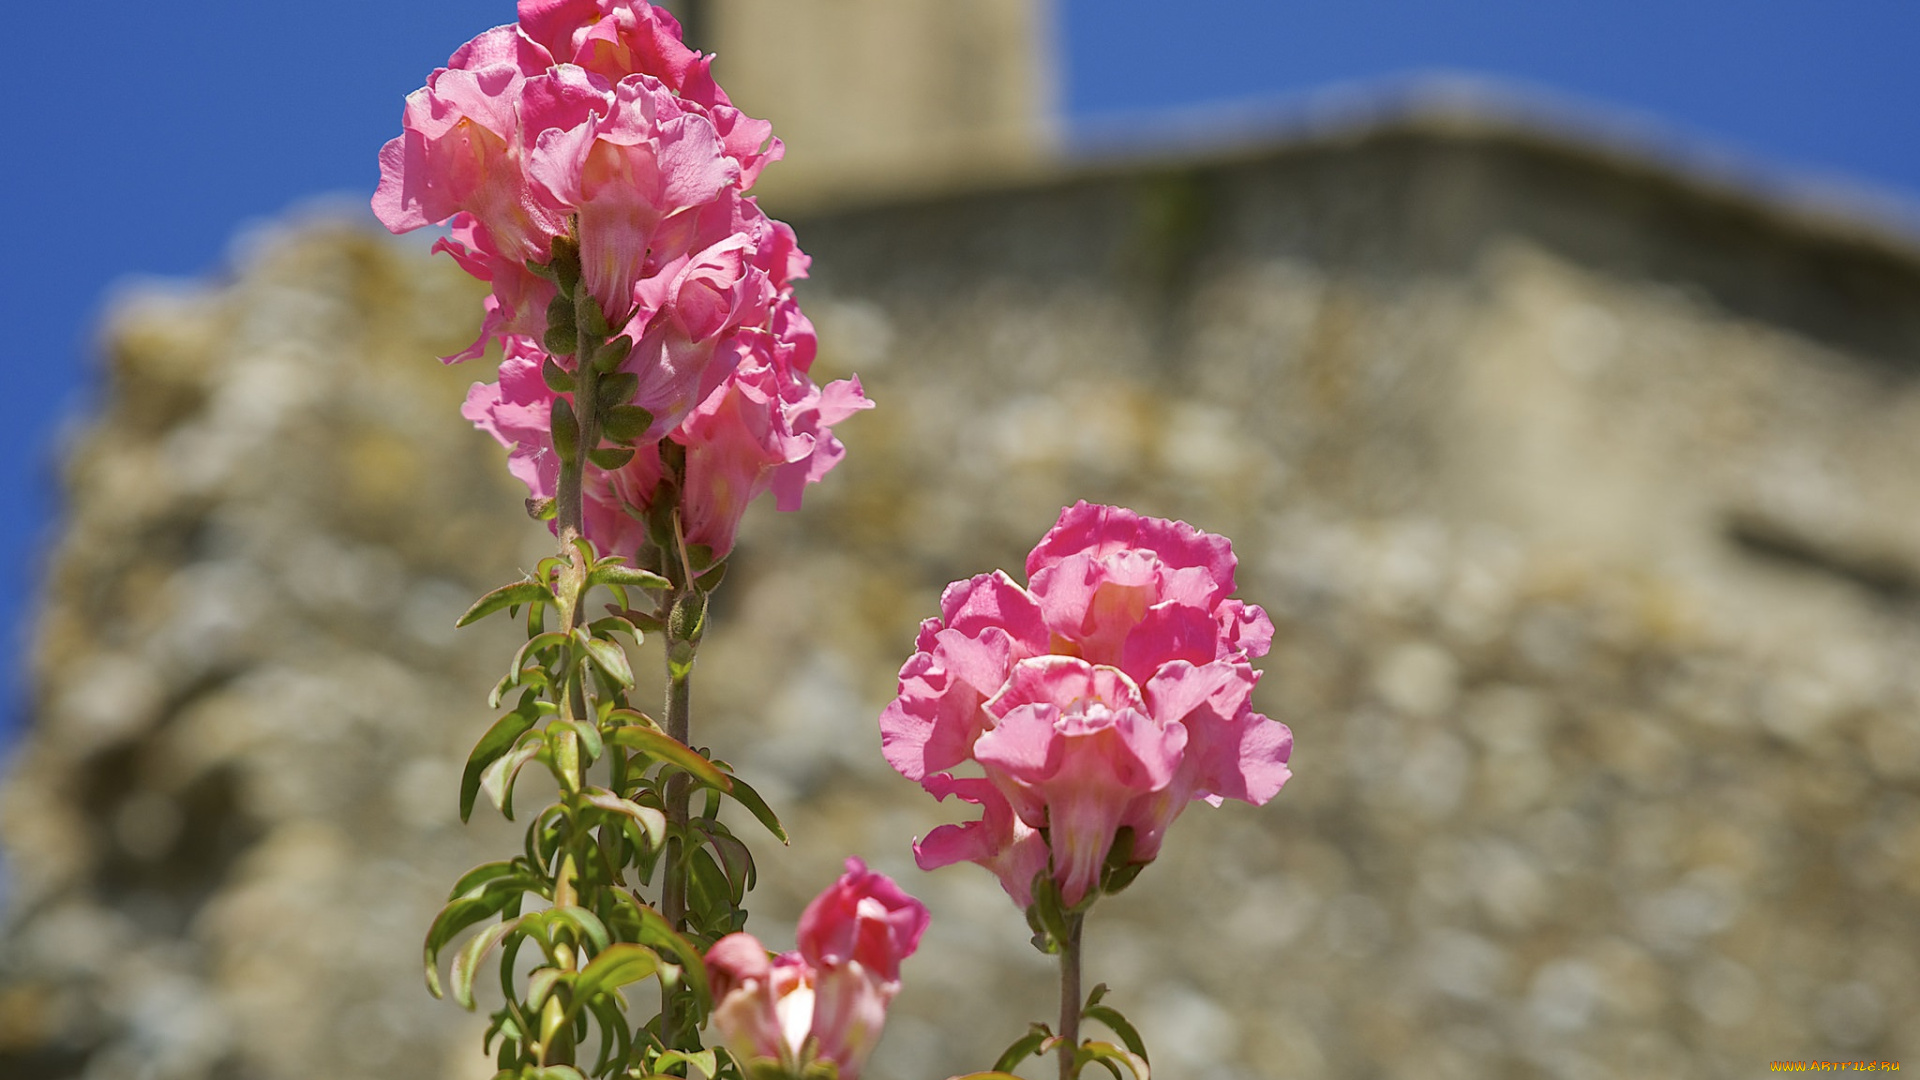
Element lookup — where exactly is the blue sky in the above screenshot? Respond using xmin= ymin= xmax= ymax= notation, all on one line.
xmin=3 ymin=1 xmax=1917 ymax=749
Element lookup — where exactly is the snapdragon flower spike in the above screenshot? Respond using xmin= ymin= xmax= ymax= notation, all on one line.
xmin=374 ymin=0 xmax=782 ymax=367
xmin=881 ymin=503 xmax=1293 ymax=910
xmin=706 ymin=859 xmax=929 ymax=1080
xmin=385 ymin=0 xmax=866 ymax=560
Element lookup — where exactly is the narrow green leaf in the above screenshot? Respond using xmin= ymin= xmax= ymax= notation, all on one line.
xmin=581 ymin=788 xmax=667 ymax=851
xmin=606 ymin=727 xmax=731 ymax=792
xmin=525 ymin=966 xmax=567 ymax=1011
xmin=555 ymin=717 xmax=604 ymax=764
xmin=587 ymin=614 xmax=640 ymax=643
xmin=721 ymin=771 xmax=788 ymax=844
xmin=688 ymin=844 xmax=735 ymax=912
xmin=653 ymin=1049 xmax=718 ymax=1078
xmin=1078 ymin=1041 xmax=1150 ymax=1080
xmin=462 ymin=709 xmax=541 ymax=823
xmin=588 ymin=994 xmax=630 ymax=1076
xmin=605 ymin=707 xmax=662 ymax=732
xmin=992 ymin=1025 xmax=1054 ymax=1074
xmin=574 ymin=629 xmax=634 ymax=688
xmin=550 ymin=905 xmax=612 ymax=954
xmin=613 ymin=895 xmax=712 ymax=1012
xmin=1083 ymin=1005 xmax=1150 ymax=1064
xmin=481 ymin=737 xmax=544 ymax=820
xmin=551 ymin=396 xmax=580 ymax=462
xmin=586 ymin=563 xmax=671 ymax=591
xmin=449 ymin=860 xmax=520 ymax=902
xmin=572 ymin=942 xmax=662 ymax=1004
xmin=511 ymin=631 xmax=571 ymax=677
xmin=458 ymin=580 xmax=553 ymax=628
xmin=423 ymin=894 xmax=513 ymax=997
xmin=707 ymin=830 xmax=756 ymax=897
xmin=450 ymin=916 xmax=523 ymax=1010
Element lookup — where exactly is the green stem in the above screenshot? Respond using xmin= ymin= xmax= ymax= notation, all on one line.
xmin=1059 ymin=914 xmax=1084 ymax=1080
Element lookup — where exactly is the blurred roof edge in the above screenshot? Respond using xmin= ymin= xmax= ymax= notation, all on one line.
xmin=767 ymin=72 xmax=1920 ymax=273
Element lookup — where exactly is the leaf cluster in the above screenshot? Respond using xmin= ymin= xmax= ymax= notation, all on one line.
xmin=433 ymin=539 xmax=782 ymax=1079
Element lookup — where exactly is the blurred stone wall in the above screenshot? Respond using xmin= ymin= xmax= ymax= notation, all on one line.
xmin=6 ymin=118 xmax=1920 ymax=1080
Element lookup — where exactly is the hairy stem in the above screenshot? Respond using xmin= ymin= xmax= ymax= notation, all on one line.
xmin=1059 ymin=913 xmax=1084 ymax=1080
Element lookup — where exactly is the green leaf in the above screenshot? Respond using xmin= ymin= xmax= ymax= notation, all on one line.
xmin=423 ymin=894 xmax=514 ymax=997
xmin=525 ymin=966 xmax=567 ymax=1011
xmin=587 ymin=994 xmax=631 ymax=1076
xmin=587 ymin=446 xmax=635 ymax=470
xmin=578 ymin=293 xmax=611 ymax=337
xmin=721 ymin=771 xmax=788 ymax=845
xmin=612 ymin=896 xmax=712 ymax=1012
xmin=707 ymin=830 xmax=757 ymax=897
xmin=527 ymin=1066 xmax=587 ymax=1080
xmin=607 ymin=727 xmax=731 ymax=792
xmin=544 ymin=323 xmax=578 ymax=357
xmin=1077 ymin=1041 xmax=1150 ymax=1080
xmin=587 ymin=614 xmax=640 ymax=643
xmin=553 ymin=717 xmax=604 ymax=765
xmin=549 ymin=235 xmax=582 ymax=292
xmin=551 ymin=396 xmax=580 ymax=462
xmin=458 ymin=581 xmax=554 ymax=628
xmin=511 ymin=634 xmax=570 ymax=686
xmin=692 ymin=559 xmax=729 ymax=593
xmin=604 ymin=707 xmax=662 ymax=732
xmin=574 ymin=629 xmax=634 ymax=688
xmin=481 ymin=737 xmax=544 ymax=820
xmin=549 ymin=905 xmax=612 ymax=954
xmin=1083 ymin=1005 xmax=1149 ymax=1064
xmin=581 ymin=788 xmax=667 ymax=851
xmin=590 ymin=335 xmax=634 ymax=377
xmin=541 ymin=357 xmax=575 ymax=394
xmin=449 ymin=860 xmax=521 ymax=901
xmin=688 ymin=844 xmax=736 ymax=912
xmin=450 ymin=916 xmax=523 ymax=1010
xmin=463 ymin=707 xmax=541 ymax=822
xmin=992 ymin=1024 xmax=1054 ymax=1073
xmin=600 ymin=402 xmax=653 ymax=443
xmin=598 ymin=370 xmax=639 ymax=404
xmin=653 ymin=1049 xmax=719 ymax=1078
xmin=586 ymin=562 xmax=671 ymax=591
xmin=572 ymin=942 xmax=662 ymax=1004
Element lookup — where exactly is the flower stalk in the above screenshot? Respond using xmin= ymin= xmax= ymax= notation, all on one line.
xmin=1058 ymin=914 xmax=1084 ymax=1080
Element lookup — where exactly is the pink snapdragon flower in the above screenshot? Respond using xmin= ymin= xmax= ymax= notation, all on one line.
xmin=880 ymin=503 xmax=1292 ymax=908
xmin=706 ymin=859 xmax=929 ymax=1080
xmin=461 ymin=300 xmax=870 ymax=563
xmin=375 ymin=1 xmax=781 ymax=363
xmin=382 ymin=1 xmax=865 ymax=561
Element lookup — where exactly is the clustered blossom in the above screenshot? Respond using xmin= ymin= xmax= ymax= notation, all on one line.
xmin=374 ymin=0 xmax=867 ymax=561
xmin=880 ymin=502 xmax=1293 ymax=909
xmin=706 ymin=859 xmax=929 ymax=1080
